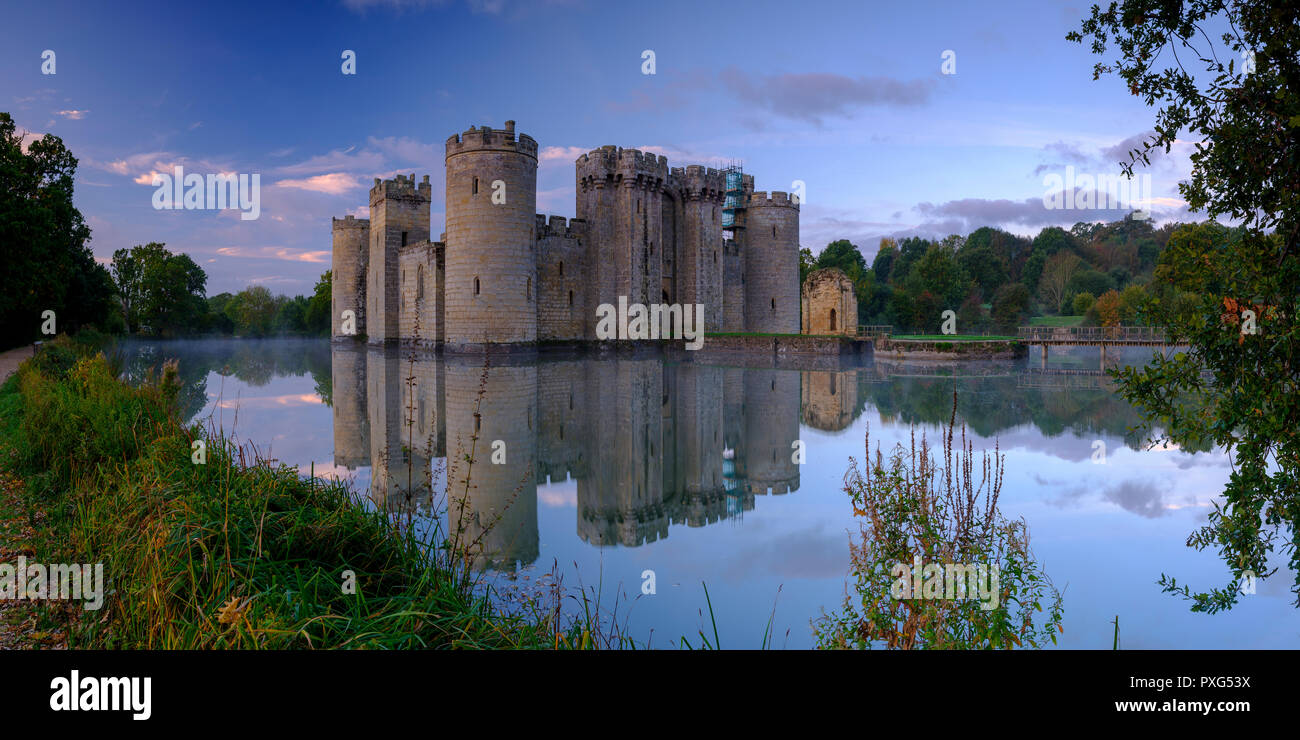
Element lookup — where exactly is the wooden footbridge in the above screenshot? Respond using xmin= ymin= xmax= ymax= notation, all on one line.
xmin=1017 ymin=326 xmax=1176 ymax=368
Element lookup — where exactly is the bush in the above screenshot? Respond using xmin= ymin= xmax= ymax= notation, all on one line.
xmin=1071 ymin=291 xmax=1096 ymax=316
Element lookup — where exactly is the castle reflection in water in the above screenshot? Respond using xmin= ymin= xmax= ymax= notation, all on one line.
xmin=330 ymin=344 xmax=862 ymax=570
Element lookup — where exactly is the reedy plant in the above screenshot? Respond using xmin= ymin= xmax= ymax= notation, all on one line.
xmin=815 ymin=389 xmax=1064 ymax=649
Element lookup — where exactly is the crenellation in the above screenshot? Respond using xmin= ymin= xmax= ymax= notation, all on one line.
xmin=333 ymin=119 xmax=799 ymax=348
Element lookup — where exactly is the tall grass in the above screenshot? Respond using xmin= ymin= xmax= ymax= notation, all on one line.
xmin=0 ymin=338 xmax=589 ymax=649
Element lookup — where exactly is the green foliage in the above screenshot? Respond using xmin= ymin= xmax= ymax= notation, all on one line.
xmin=110 ymin=243 xmax=209 ymax=337
xmin=990 ymin=283 xmax=1030 ymax=330
xmin=1071 ymin=0 xmax=1300 ymax=609
xmin=0 ymin=112 xmax=115 ymax=349
xmin=814 ymin=393 xmax=1064 ymax=649
xmin=0 ymin=350 xmax=589 ymax=649
xmin=1072 ymin=291 xmax=1096 ymax=316
xmin=1067 ymin=268 xmax=1113 ymax=301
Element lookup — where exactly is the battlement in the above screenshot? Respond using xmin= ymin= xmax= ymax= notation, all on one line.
xmin=445 ymin=120 xmax=539 ymax=160
xmin=397 ymin=238 xmax=442 ymax=255
xmin=369 ymin=173 xmax=432 ymax=205
xmin=332 ymin=215 xmax=370 ymax=230
xmin=670 ymin=165 xmax=725 ymax=198
xmin=576 ymin=146 xmax=667 ymax=188
xmin=535 ymin=214 xmax=588 ymax=239
xmin=749 ymin=190 xmax=799 ymax=209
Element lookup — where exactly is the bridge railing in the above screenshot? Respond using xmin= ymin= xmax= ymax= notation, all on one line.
xmin=857 ymin=325 xmax=893 ymax=337
xmin=1017 ymin=325 xmax=1168 ymax=343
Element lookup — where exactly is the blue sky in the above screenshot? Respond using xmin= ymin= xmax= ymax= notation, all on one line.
xmin=2 ymin=0 xmax=1198 ymax=297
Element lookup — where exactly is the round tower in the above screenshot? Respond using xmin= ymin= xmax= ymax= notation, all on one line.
xmin=744 ymin=191 xmax=800 ymax=333
xmin=444 ymin=121 xmax=538 ymax=347
xmin=331 ymin=215 xmax=369 ymax=340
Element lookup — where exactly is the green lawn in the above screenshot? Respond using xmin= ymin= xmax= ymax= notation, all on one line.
xmin=1028 ymin=315 xmax=1085 ymax=327
xmin=890 ymin=335 xmax=1017 ymax=341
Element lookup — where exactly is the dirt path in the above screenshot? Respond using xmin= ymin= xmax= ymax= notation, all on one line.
xmin=0 ymin=346 xmax=71 ymax=649
xmin=0 ymin=345 xmax=35 ymax=383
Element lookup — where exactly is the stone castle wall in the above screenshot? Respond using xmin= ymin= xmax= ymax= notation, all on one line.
xmin=398 ymin=240 xmax=443 ymax=345
xmin=444 ymin=122 xmax=538 ymax=347
xmin=367 ymin=175 xmax=431 ymax=345
xmin=536 ymin=215 xmax=587 ymax=341
xmin=331 ymin=215 xmax=368 ymax=339
xmin=334 ymin=121 xmax=802 ymax=348
xmin=744 ymin=191 xmax=801 ymax=334
xmin=801 ymin=267 xmax=857 ymax=336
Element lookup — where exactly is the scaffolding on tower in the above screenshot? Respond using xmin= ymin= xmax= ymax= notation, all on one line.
xmin=721 ymin=162 xmax=745 ymax=235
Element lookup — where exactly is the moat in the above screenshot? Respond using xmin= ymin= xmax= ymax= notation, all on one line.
xmin=119 ymin=338 xmax=1300 ymax=649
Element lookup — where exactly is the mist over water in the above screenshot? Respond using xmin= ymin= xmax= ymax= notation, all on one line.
xmin=117 ymin=337 xmax=1299 ymax=648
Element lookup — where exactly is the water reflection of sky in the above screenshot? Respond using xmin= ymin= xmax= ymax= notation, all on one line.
xmin=126 ymin=339 xmax=1299 ymax=649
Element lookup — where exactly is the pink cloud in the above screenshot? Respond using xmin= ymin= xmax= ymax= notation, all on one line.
xmin=274 ymin=172 xmax=363 ymax=195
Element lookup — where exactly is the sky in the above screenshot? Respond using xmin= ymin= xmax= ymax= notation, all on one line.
xmin=1 ymin=0 xmax=1203 ymax=297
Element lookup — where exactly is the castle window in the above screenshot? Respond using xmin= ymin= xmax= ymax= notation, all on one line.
xmin=474 ymin=277 xmax=480 ymax=296
xmin=568 ymin=290 xmax=573 ymax=307
xmin=714 ymin=251 xmax=717 ymax=264
xmin=829 ymin=308 xmax=837 ymax=331
xmin=771 ymin=297 xmax=776 ymax=311
xmin=772 ymin=225 xmax=777 ymax=238
xmin=472 ymin=177 xmax=479 ymax=195
xmin=637 ymin=199 xmax=641 ymax=213
xmin=650 ymin=242 xmax=654 ymax=256
xmin=526 ymin=277 xmax=531 ymax=300
xmin=417 ymin=265 xmax=424 ymax=300
xmin=402 ymin=231 xmax=408 ymax=247
xmin=559 ymin=261 xmax=564 ymax=277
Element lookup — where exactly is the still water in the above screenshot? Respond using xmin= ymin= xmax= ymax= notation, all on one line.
xmin=120 ymin=338 xmax=1298 ymax=648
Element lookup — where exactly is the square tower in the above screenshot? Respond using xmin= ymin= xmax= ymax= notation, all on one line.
xmin=367 ymin=174 xmax=431 ymax=344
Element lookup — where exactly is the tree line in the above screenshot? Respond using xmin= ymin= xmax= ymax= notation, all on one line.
xmin=799 ymin=215 xmax=1205 ymax=333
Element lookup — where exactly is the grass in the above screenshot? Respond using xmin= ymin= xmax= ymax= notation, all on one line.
xmin=1028 ymin=315 xmax=1085 ymax=327
xmin=0 ymin=335 xmax=603 ymax=649
xmin=889 ymin=335 xmax=1017 ymax=342
xmin=704 ymin=331 xmax=850 ymax=338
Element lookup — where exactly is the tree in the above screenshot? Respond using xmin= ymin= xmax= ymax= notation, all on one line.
xmin=304 ymin=271 xmax=331 ymax=335
xmin=871 ymin=238 xmax=897 ymax=281
xmin=1088 ymin=289 xmax=1121 ymax=327
xmin=1066 ymin=268 xmax=1113 ymax=302
xmin=957 ymin=242 xmax=1007 ymax=299
xmin=110 ymin=243 xmax=208 ymax=336
xmin=1117 ymin=284 xmax=1148 ymax=325
xmin=990 ymin=283 xmax=1030 ymax=331
xmin=1071 ymin=1 xmax=1300 ymax=610
xmin=0 ymin=113 xmax=115 ymax=348
xmin=1038 ymin=252 xmax=1084 ymax=314
xmin=1071 ymin=291 xmax=1096 ymax=316
xmin=798 ymin=247 xmax=816 ymax=285
xmin=816 ymin=239 xmax=868 ymax=276
xmin=909 ymin=243 xmax=970 ymax=308
xmin=230 ymin=285 xmax=278 ymax=337
xmin=889 ymin=237 xmax=930 ymax=285
xmin=957 ymin=289 xmax=987 ymax=332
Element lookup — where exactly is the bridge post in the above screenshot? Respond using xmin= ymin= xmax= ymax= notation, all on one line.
xmin=1099 ymin=343 xmax=1106 ymax=370
xmin=1040 ymin=343 xmax=1048 ymax=369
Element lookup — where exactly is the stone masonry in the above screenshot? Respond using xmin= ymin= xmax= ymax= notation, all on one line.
xmin=332 ymin=121 xmax=800 ymax=347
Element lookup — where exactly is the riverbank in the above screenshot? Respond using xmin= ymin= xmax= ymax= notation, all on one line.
xmin=0 ymin=337 xmax=581 ymax=649
xmin=874 ymin=336 xmax=1027 ymax=360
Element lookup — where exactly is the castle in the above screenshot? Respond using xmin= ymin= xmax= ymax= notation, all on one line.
xmin=331 ymin=121 xmax=800 ymax=349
